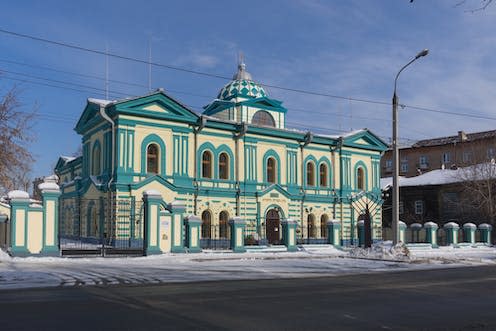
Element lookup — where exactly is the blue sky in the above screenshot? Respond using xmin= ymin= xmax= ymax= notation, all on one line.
xmin=1 ymin=0 xmax=496 ymax=181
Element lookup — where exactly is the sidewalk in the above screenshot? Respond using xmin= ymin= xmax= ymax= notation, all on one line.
xmin=0 ymin=243 xmax=495 ymax=290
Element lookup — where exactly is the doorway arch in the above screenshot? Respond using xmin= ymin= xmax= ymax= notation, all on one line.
xmin=265 ymin=208 xmax=281 ymax=245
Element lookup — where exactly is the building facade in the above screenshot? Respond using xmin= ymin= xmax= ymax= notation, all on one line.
xmin=381 ymin=130 xmax=496 ymax=178
xmin=55 ymin=62 xmax=387 ymax=249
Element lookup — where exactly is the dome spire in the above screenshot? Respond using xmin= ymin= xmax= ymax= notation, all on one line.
xmin=233 ymin=52 xmax=252 ymax=80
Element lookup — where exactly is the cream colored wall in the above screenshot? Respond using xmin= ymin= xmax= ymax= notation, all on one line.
xmin=0 ymin=202 xmax=9 ymax=216
xmin=45 ymin=200 xmax=56 ymax=246
xmin=159 ymin=214 xmax=171 ymax=253
xmin=27 ymin=209 xmax=43 ymax=254
xmin=86 ymin=127 xmax=108 ymax=175
xmin=347 ymin=148 xmax=380 ymax=190
xmin=130 ymin=182 xmax=177 ymax=204
xmin=15 ymin=209 xmax=25 ymax=246
xmin=196 ymin=199 xmax=236 ymax=226
xmin=133 ymin=124 xmax=174 ymax=176
xmin=256 ymin=142 xmax=287 ymax=185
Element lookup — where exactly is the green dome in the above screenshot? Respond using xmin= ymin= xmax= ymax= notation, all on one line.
xmin=217 ymin=63 xmax=267 ymax=100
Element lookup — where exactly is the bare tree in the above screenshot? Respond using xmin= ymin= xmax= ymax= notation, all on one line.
xmin=457 ymin=162 xmax=496 ymax=227
xmin=0 ymin=86 xmax=36 ymax=195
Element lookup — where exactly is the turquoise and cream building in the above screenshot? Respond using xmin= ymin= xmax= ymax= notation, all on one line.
xmin=55 ymin=62 xmax=387 ymax=248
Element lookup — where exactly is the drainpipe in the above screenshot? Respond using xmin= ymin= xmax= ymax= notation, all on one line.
xmin=193 ymin=116 xmax=207 ymax=215
xmin=235 ymin=122 xmax=248 ymax=216
xmin=100 ymin=104 xmax=115 ymax=245
xmin=337 ymin=136 xmax=344 ymax=243
xmin=300 ymin=131 xmax=313 ymax=240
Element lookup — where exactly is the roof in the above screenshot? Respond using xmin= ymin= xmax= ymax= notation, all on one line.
xmin=412 ymin=129 xmax=496 ymax=148
xmin=381 ymin=162 xmax=496 ymax=189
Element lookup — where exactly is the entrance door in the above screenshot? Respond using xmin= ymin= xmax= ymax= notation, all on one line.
xmin=265 ymin=209 xmax=280 ymax=245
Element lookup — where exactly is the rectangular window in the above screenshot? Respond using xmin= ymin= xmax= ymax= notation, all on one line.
xmin=487 ymin=147 xmax=496 ymax=160
xmin=415 ymin=200 xmax=423 ymax=215
xmin=385 ymin=159 xmax=392 ymax=170
xmin=419 ymin=156 xmax=428 ymax=169
xmin=399 ymin=201 xmax=404 ymax=214
xmin=463 ymin=151 xmax=472 ymax=163
xmin=442 ymin=152 xmax=451 ymax=164
xmin=401 ymin=162 xmax=408 ymax=173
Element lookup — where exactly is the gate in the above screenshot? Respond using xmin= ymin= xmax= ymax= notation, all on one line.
xmin=59 ymin=197 xmax=144 ymax=256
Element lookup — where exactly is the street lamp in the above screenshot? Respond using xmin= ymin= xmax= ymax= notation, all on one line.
xmin=392 ymin=48 xmax=429 ymax=245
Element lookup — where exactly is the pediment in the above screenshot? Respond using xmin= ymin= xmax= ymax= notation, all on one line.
xmin=115 ymin=92 xmax=199 ymax=123
xmin=343 ymin=129 xmax=388 ymax=152
xmin=258 ymin=184 xmax=291 ymax=199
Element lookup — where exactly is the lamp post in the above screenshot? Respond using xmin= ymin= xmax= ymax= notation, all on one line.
xmin=392 ymin=48 xmax=429 ymax=245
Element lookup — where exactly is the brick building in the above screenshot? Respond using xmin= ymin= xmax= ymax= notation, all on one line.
xmin=381 ymin=130 xmax=496 ymax=178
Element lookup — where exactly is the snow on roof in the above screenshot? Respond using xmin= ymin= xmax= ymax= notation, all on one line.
xmin=87 ymin=98 xmax=114 ymax=106
xmin=381 ymin=163 xmax=496 ymax=189
xmin=38 ymin=182 xmax=60 ymax=192
xmin=61 ymin=155 xmax=76 ymax=162
xmin=7 ymin=190 xmax=30 ymax=199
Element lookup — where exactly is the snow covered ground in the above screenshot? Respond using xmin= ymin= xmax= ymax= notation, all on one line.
xmin=0 ymin=243 xmax=495 ymax=290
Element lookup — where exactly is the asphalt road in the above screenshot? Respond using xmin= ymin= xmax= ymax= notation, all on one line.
xmin=1 ymin=265 xmax=496 ymax=331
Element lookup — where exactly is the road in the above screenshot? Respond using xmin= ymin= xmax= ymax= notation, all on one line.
xmin=1 ymin=265 xmax=496 ymax=331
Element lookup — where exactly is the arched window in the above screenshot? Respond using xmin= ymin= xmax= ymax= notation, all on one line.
xmin=201 ymin=210 xmax=212 ymax=239
xmin=267 ymin=157 xmax=277 ymax=183
xmin=219 ymin=153 xmax=229 ymax=180
xmin=92 ymin=143 xmax=101 ymax=176
xmin=307 ymin=214 xmax=316 ymax=238
xmin=357 ymin=167 xmax=365 ymax=190
xmin=147 ymin=144 xmax=159 ymax=174
xmin=320 ymin=214 xmax=329 ymax=238
xmin=202 ymin=151 xmax=213 ymax=178
xmin=219 ymin=211 xmax=229 ymax=239
xmin=252 ymin=110 xmax=276 ymax=127
xmin=306 ymin=162 xmax=315 ymax=186
xmin=320 ymin=163 xmax=328 ymax=187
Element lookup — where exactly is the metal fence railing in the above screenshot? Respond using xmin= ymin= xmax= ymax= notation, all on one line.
xmin=58 ymin=197 xmax=144 ymax=256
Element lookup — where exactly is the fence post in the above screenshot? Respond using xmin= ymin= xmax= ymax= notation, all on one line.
xmin=8 ymin=190 xmax=31 ymax=256
xmin=0 ymin=213 xmax=9 ymax=249
xmin=398 ymin=221 xmax=407 ymax=244
xmin=478 ymin=223 xmax=492 ymax=245
xmin=410 ymin=223 xmax=422 ymax=243
xmin=357 ymin=220 xmax=365 ymax=247
xmin=281 ymin=218 xmax=297 ymax=252
xmin=443 ymin=222 xmax=459 ymax=246
xmin=167 ymin=201 xmax=186 ymax=253
xmin=184 ymin=215 xmax=202 ymax=253
xmin=39 ymin=177 xmax=61 ymax=256
xmin=462 ymin=223 xmax=476 ymax=244
xmin=424 ymin=222 xmax=439 ymax=248
xmin=229 ymin=217 xmax=246 ymax=253
xmin=326 ymin=220 xmax=341 ymax=247
xmin=142 ymin=190 xmax=163 ymax=255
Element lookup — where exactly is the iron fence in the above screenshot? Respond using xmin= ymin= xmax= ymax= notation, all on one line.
xmin=200 ymin=224 xmax=231 ymax=250
xmin=58 ymin=197 xmax=144 ymax=256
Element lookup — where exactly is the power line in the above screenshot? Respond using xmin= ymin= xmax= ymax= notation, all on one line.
xmin=0 ymin=28 xmax=493 ymax=123
xmin=0 ymin=28 xmax=432 ymax=110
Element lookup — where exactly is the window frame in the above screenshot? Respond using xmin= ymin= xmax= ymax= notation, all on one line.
xmin=267 ymin=157 xmax=277 ymax=184
xmin=319 ymin=163 xmax=328 ymax=187
xmin=146 ymin=143 xmax=159 ymax=174
xmin=306 ymin=161 xmax=316 ymax=187
xmin=414 ymin=200 xmax=423 ymax=215
xmin=218 ymin=152 xmax=229 ymax=180
xmin=201 ymin=150 xmax=213 ymax=179
xmin=357 ymin=167 xmax=365 ymax=190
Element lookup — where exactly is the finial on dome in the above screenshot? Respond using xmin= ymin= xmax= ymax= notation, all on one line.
xmin=233 ymin=52 xmax=252 ymax=80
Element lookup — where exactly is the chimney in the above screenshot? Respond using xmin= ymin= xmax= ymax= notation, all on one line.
xmin=458 ymin=130 xmax=467 ymax=142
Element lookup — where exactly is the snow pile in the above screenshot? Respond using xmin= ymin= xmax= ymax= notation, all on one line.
xmin=0 ymin=249 xmax=11 ymax=261
xmin=349 ymin=241 xmax=410 ymax=261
